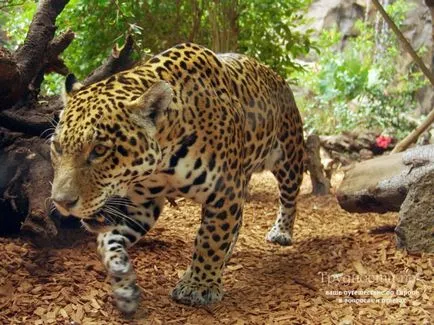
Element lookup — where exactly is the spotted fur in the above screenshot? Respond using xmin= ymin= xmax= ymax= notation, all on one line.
xmin=51 ymin=43 xmax=304 ymax=313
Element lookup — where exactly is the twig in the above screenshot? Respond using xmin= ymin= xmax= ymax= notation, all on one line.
xmin=82 ymin=34 xmax=136 ymax=86
xmin=371 ymin=0 xmax=434 ymax=85
xmin=291 ymin=277 xmax=317 ymax=291
xmin=392 ymin=108 xmax=434 ymax=153
xmin=369 ymin=224 xmax=396 ymax=234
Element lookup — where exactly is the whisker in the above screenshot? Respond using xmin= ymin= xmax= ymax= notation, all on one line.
xmin=40 ymin=127 xmax=55 ymax=139
xmin=43 ymin=114 xmax=59 ymax=128
xmin=103 ymin=206 xmax=132 ymax=221
xmin=106 ymin=201 xmax=137 ymax=210
xmin=104 ymin=214 xmax=116 ymax=225
xmin=106 ymin=198 xmax=137 ymax=210
xmin=107 ymin=197 xmax=133 ymax=203
xmin=103 ymin=206 xmax=146 ymax=232
xmin=103 ymin=207 xmax=129 ymax=225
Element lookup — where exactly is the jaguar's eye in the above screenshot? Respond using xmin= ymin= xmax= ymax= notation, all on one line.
xmin=89 ymin=144 xmax=109 ymax=160
xmin=52 ymin=140 xmax=62 ymax=155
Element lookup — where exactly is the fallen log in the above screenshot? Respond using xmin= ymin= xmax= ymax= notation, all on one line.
xmin=337 ymin=144 xmax=434 ymax=213
xmin=318 ymin=132 xmax=396 ymax=169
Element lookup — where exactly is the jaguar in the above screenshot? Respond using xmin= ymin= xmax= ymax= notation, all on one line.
xmin=50 ymin=43 xmax=305 ymax=313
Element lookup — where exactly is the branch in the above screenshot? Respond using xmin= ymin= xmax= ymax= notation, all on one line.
xmin=83 ymin=34 xmax=136 ymax=86
xmin=0 ymin=47 xmax=16 ymax=80
xmin=0 ymin=0 xmax=70 ymax=110
xmin=29 ymin=29 xmax=75 ymax=93
xmin=45 ymin=29 xmax=75 ymax=75
xmin=0 ymin=107 xmax=59 ymax=136
xmin=371 ymin=0 xmax=434 ymax=85
xmin=15 ymin=0 xmax=70 ymax=86
xmin=392 ymin=108 xmax=434 ymax=153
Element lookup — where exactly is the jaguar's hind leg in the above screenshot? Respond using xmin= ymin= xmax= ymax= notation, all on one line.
xmin=266 ymin=146 xmax=304 ymax=246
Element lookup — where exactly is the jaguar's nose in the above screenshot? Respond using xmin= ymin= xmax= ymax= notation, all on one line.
xmin=52 ymin=195 xmax=79 ymax=210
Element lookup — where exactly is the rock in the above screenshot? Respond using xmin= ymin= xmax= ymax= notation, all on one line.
xmin=395 ymin=169 xmax=434 ymax=253
xmin=405 ymin=0 xmax=434 ymax=115
xmin=304 ymin=0 xmax=366 ymax=40
xmin=404 ymin=0 xmax=432 ymax=52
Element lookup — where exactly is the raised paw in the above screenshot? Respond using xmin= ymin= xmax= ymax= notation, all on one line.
xmin=170 ymin=278 xmax=223 ymax=305
xmin=106 ymin=254 xmax=132 ymax=276
xmin=266 ymin=227 xmax=293 ymax=246
xmin=113 ymin=280 xmax=141 ymax=314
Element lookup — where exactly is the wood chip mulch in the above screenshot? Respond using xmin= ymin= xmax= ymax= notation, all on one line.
xmin=0 ymin=172 xmax=432 ymax=324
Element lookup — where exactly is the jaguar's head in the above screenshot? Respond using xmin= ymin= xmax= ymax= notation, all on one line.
xmin=50 ymin=74 xmax=173 ymax=219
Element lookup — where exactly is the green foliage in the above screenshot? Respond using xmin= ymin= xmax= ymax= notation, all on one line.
xmin=0 ymin=0 xmax=426 ymax=139
xmin=1 ymin=0 xmax=313 ymax=95
xmin=0 ymin=0 xmax=36 ymax=50
xmin=294 ymin=0 xmax=427 ymax=139
xmin=238 ymin=0 xmax=315 ymax=76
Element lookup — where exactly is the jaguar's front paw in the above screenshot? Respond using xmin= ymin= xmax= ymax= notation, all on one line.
xmin=106 ymin=254 xmax=132 ymax=276
xmin=266 ymin=226 xmax=293 ymax=246
xmin=113 ymin=281 xmax=141 ymax=314
xmin=170 ymin=278 xmax=223 ymax=306
xmin=111 ymin=270 xmax=140 ymax=314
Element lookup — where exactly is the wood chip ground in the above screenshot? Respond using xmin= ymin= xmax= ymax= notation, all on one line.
xmin=0 ymin=172 xmax=432 ymax=324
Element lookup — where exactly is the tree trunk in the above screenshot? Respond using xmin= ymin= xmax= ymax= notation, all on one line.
xmin=0 ymin=0 xmax=72 ymax=110
xmin=208 ymin=0 xmax=239 ymax=52
xmin=306 ymin=134 xmax=331 ymax=195
xmin=337 ymin=144 xmax=434 ymax=213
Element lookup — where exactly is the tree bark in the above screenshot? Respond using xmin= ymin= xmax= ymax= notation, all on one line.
xmin=0 ymin=0 xmax=71 ymax=110
xmin=306 ymin=134 xmax=331 ymax=195
xmin=337 ymin=144 xmax=434 ymax=213
xmin=208 ymin=0 xmax=239 ymax=52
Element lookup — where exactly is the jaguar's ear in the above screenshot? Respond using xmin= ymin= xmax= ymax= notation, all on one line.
xmin=127 ymin=81 xmax=173 ymax=125
xmin=63 ymin=74 xmax=83 ymax=104
xmin=65 ymin=74 xmax=84 ymax=94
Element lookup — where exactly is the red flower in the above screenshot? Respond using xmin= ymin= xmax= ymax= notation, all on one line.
xmin=376 ymin=135 xmax=392 ymax=149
